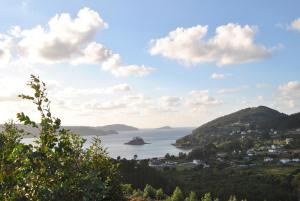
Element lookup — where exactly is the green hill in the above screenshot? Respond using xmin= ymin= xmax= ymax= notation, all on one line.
xmin=175 ymin=106 xmax=299 ymax=148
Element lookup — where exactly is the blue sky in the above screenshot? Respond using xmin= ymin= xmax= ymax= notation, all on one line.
xmin=0 ymin=0 xmax=299 ymax=128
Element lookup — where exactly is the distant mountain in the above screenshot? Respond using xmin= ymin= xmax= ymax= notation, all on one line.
xmin=157 ymin=126 xmax=172 ymax=129
xmin=63 ymin=126 xmax=118 ymax=136
xmin=0 ymin=124 xmax=138 ymax=137
xmin=175 ymin=106 xmax=299 ymax=148
xmin=97 ymin=124 xmax=138 ymax=132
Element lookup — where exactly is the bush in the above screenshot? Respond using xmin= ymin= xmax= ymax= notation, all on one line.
xmin=0 ymin=75 xmax=125 ymax=201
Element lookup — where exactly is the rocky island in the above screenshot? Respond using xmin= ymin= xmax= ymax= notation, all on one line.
xmin=125 ymin=137 xmax=149 ymax=145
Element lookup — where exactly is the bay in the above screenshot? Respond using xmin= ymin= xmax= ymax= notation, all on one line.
xmin=22 ymin=127 xmax=193 ymax=159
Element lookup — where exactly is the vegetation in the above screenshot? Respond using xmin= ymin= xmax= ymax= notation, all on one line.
xmin=0 ymin=75 xmax=124 ymax=201
xmin=118 ymin=157 xmax=300 ymax=201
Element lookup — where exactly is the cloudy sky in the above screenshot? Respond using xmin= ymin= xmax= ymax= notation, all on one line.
xmin=0 ymin=0 xmax=300 ymax=128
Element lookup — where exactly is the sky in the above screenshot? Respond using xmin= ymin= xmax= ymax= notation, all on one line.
xmin=0 ymin=0 xmax=300 ymax=128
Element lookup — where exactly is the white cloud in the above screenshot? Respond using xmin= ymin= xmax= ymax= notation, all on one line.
xmin=277 ymin=81 xmax=300 ymax=109
xmin=291 ymin=18 xmax=300 ymax=33
xmin=157 ymin=96 xmax=182 ymax=112
xmin=0 ymin=34 xmax=13 ymax=64
xmin=0 ymin=8 xmax=154 ymax=77
xmin=159 ymin=96 xmax=181 ymax=107
xmin=101 ymin=54 xmax=154 ymax=77
xmin=218 ymin=85 xmax=249 ymax=94
xmin=53 ymin=83 xmax=132 ymax=100
xmin=279 ymin=81 xmax=300 ymax=94
xmin=149 ymin=23 xmax=271 ymax=66
xmin=84 ymin=100 xmax=127 ymax=111
xmin=186 ymin=90 xmax=221 ymax=110
xmin=211 ymin=73 xmax=230 ymax=80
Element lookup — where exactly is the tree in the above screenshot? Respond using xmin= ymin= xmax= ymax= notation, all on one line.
xmin=156 ymin=188 xmax=165 ymax=200
xmin=186 ymin=191 xmax=197 ymax=201
xmin=201 ymin=193 xmax=212 ymax=201
xmin=171 ymin=186 xmax=184 ymax=201
xmin=143 ymin=184 xmax=156 ymax=199
xmin=0 ymin=75 xmax=125 ymax=201
xmin=228 ymin=195 xmax=237 ymax=201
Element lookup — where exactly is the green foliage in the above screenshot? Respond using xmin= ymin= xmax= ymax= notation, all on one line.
xmin=171 ymin=187 xmax=184 ymax=201
xmin=163 ymin=165 xmax=299 ymax=201
xmin=122 ymin=184 xmax=134 ymax=197
xmin=156 ymin=188 xmax=166 ymax=200
xmin=0 ymin=75 xmax=125 ymax=201
xmin=201 ymin=193 xmax=212 ymax=201
xmin=228 ymin=195 xmax=237 ymax=201
xmin=118 ymin=159 xmax=176 ymax=194
xmin=143 ymin=184 xmax=157 ymax=199
xmin=185 ymin=191 xmax=197 ymax=201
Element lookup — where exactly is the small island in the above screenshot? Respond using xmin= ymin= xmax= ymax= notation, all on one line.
xmin=125 ymin=137 xmax=150 ymax=145
xmin=157 ymin=126 xmax=172 ymax=129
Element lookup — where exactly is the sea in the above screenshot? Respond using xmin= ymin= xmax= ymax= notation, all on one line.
xmin=22 ymin=127 xmax=193 ymax=159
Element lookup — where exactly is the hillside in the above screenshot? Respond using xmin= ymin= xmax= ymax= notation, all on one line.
xmin=157 ymin=126 xmax=172 ymax=129
xmin=97 ymin=124 xmax=139 ymax=132
xmin=0 ymin=124 xmax=138 ymax=137
xmin=175 ymin=106 xmax=299 ymax=148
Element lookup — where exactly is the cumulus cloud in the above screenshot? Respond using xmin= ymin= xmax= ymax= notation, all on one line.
xmin=159 ymin=96 xmax=181 ymax=107
xmin=186 ymin=90 xmax=221 ymax=110
xmin=53 ymin=83 xmax=132 ymax=100
xmin=84 ymin=100 xmax=127 ymax=111
xmin=101 ymin=54 xmax=154 ymax=77
xmin=149 ymin=23 xmax=272 ymax=66
xmin=0 ymin=8 xmax=154 ymax=77
xmin=279 ymin=81 xmax=300 ymax=94
xmin=291 ymin=18 xmax=300 ymax=33
xmin=277 ymin=81 xmax=300 ymax=109
xmin=0 ymin=34 xmax=13 ymax=64
xmin=211 ymin=73 xmax=230 ymax=80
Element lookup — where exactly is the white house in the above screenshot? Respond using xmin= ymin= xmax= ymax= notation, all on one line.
xmin=286 ymin=138 xmax=294 ymax=145
xmin=264 ymin=157 xmax=273 ymax=162
xmin=280 ymin=159 xmax=291 ymax=164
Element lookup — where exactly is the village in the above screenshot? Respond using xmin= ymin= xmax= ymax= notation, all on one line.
xmin=147 ymin=127 xmax=300 ymax=170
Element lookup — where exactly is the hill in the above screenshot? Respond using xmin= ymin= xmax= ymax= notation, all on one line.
xmin=175 ymin=106 xmax=299 ymax=148
xmin=157 ymin=126 xmax=172 ymax=129
xmin=0 ymin=124 xmax=138 ymax=137
xmin=97 ymin=124 xmax=139 ymax=132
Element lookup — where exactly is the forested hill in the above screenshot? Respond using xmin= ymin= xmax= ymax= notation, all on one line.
xmin=176 ymin=106 xmax=300 ymax=148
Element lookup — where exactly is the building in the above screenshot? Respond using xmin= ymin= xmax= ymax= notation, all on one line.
xmin=264 ymin=157 xmax=273 ymax=162
xmin=192 ymin=160 xmax=202 ymax=165
xmin=280 ymin=159 xmax=291 ymax=164
xmin=286 ymin=138 xmax=294 ymax=145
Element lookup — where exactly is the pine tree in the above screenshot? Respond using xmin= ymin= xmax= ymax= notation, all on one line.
xmin=201 ymin=193 xmax=212 ymax=201
xmin=156 ymin=188 xmax=165 ymax=200
xmin=143 ymin=184 xmax=156 ymax=199
xmin=171 ymin=186 xmax=184 ymax=201
xmin=186 ymin=191 xmax=197 ymax=201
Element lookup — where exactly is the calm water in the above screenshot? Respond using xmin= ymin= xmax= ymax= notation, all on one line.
xmin=22 ymin=128 xmax=193 ymax=159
